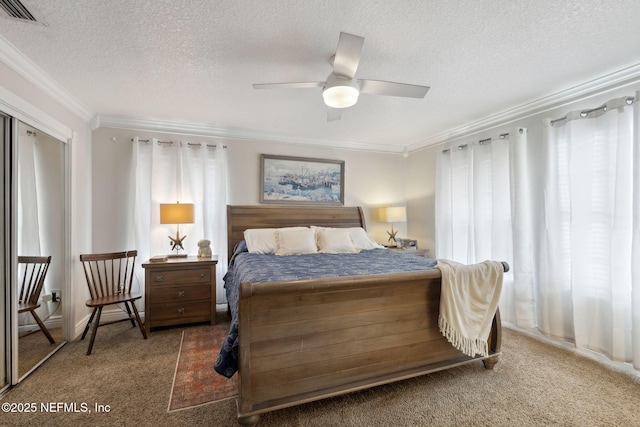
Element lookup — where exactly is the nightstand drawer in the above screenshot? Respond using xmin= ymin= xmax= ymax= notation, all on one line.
xmin=151 ymin=283 xmax=211 ymax=303
xmin=150 ymin=268 xmax=210 ymax=284
xmin=150 ymin=300 xmax=211 ymax=324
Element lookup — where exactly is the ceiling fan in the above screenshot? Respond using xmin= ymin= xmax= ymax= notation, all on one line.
xmin=252 ymin=32 xmax=430 ymax=121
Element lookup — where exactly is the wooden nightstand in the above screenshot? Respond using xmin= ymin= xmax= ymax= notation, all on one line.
xmin=386 ymin=247 xmax=431 ymax=258
xmin=142 ymin=256 xmax=218 ymax=334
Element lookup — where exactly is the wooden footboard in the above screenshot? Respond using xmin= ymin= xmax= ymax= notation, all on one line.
xmin=236 ymin=269 xmax=502 ymax=426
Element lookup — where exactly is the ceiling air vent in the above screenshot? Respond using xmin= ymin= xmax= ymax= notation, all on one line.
xmin=0 ymin=0 xmax=37 ymax=22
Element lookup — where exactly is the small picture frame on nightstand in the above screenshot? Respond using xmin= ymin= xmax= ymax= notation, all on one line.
xmin=396 ymin=238 xmax=418 ymax=250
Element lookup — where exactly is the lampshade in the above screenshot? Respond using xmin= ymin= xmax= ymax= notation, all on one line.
xmin=322 ymin=75 xmax=360 ymax=109
xmin=160 ymin=203 xmax=194 ymax=224
xmin=380 ymin=206 xmax=407 ymax=223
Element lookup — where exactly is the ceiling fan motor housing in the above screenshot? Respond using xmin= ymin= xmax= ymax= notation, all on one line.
xmin=323 ymin=74 xmax=360 ymax=108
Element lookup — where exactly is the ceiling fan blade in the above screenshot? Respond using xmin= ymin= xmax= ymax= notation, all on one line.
xmin=327 ymin=108 xmax=343 ymax=122
xmin=253 ymin=82 xmax=324 ymax=90
xmin=359 ymin=79 xmax=430 ymax=98
xmin=332 ymin=32 xmax=365 ymax=78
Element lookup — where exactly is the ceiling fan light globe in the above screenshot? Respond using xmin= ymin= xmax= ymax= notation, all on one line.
xmin=323 ymin=85 xmax=359 ymax=108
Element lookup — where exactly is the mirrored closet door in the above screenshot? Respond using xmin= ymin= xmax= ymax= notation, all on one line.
xmin=0 ymin=106 xmax=69 ymax=393
xmin=15 ymin=121 xmax=67 ymax=380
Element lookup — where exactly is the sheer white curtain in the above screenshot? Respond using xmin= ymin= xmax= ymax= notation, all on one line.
xmin=181 ymin=141 xmax=228 ymax=303
xmin=131 ymin=138 xmax=228 ymax=303
xmin=435 ymin=136 xmax=513 ymax=263
xmin=435 ymin=129 xmax=536 ymax=329
xmin=17 ymin=131 xmax=41 ymax=256
xmin=436 ymin=96 xmax=640 ymax=370
xmin=542 ymin=96 xmax=640 ymax=367
xmin=17 ymin=131 xmax=42 ymax=328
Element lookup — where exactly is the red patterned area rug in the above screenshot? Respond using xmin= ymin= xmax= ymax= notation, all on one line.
xmin=168 ymin=323 xmax=238 ymax=412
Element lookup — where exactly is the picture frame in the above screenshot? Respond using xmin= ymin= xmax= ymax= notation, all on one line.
xmin=396 ymin=238 xmax=418 ymax=250
xmin=260 ymin=154 xmax=345 ymax=205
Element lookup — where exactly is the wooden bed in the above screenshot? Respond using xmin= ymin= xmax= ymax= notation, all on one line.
xmin=227 ymin=205 xmax=504 ymax=426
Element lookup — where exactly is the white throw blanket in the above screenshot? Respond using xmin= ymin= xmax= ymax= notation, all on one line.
xmin=436 ymin=259 xmax=504 ymax=357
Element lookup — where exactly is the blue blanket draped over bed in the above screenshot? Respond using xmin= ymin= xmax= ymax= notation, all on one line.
xmin=213 ymin=242 xmax=437 ymax=378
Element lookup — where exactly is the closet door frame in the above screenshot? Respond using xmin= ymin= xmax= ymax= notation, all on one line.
xmin=0 ymin=112 xmax=11 ymax=395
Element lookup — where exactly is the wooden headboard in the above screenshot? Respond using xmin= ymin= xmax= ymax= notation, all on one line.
xmin=227 ymin=205 xmax=366 ymax=260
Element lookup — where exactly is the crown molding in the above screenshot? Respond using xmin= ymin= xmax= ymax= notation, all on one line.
xmin=93 ymin=115 xmax=406 ymax=154
xmin=0 ymin=84 xmax=72 ymax=142
xmin=0 ymin=34 xmax=93 ymax=122
xmin=406 ymin=62 xmax=640 ymax=153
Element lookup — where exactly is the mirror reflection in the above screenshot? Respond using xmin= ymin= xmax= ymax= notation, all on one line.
xmin=17 ymin=122 xmax=66 ymax=379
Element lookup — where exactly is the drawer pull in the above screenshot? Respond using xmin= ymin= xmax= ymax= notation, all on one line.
xmin=178 ymin=308 xmax=185 ymax=315
xmin=200 ymin=273 xmax=205 ymax=279
xmin=178 ymin=290 xmax=185 ymax=297
xmin=155 ymin=275 xmax=163 ymax=282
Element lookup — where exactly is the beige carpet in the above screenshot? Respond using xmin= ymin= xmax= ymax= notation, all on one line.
xmin=2 ymin=316 xmax=640 ymax=427
xmin=18 ymin=327 xmax=64 ymax=378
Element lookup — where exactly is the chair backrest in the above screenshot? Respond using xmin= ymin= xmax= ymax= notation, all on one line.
xmin=18 ymin=255 xmax=52 ymax=306
xmin=79 ymin=250 xmax=138 ymax=300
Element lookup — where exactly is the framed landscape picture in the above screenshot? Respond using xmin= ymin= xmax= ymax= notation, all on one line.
xmin=260 ymin=154 xmax=345 ymax=205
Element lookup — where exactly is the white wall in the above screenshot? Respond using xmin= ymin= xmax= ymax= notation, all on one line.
xmin=406 ymin=144 xmax=438 ymax=255
xmin=91 ymin=127 xmax=411 ymax=251
xmin=226 ymin=138 xmax=409 ymax=242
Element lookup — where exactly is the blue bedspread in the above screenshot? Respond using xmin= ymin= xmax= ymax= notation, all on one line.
xmin=213 ymin=242 xmax=436 ymax=378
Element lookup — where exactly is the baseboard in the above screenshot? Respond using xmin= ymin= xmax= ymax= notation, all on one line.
xmin=503 ymin=322 xmax=639 ymax=378
xmin=74 ymin=308 xmax=146 ymax=340
xmin=18 ymin=315 xmax=63 ymax=333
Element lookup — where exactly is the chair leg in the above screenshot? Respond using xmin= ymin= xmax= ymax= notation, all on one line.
xmin=30 ymin=310 xmax=55 ymax=344
xmin=86 ymin=306 xmax=103 ymax=355
xmin=130 ymin=302 xmax=147 ymax=340
xmin=123 ymin=301 xmax=137 ymax=328
xmin=81 ymin=307 xmax=98 ymax=340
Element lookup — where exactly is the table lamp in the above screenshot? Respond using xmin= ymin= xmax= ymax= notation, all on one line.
xmin=380 ymin=206 xmax=406 ymax=246
xmin=160 ymin=202 xmax=194 ymax=257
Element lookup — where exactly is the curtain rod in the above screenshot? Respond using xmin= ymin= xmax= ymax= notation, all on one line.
xmin=479 ymin=132 xmax=509 ymax=146
xmin=129 ymin=138 xmax=227 ymax=148
xmin=441 ymin=130 xmax=520 ymax=154
xmin=550 ymin=96 xmax=634 ymax=126
xmin=129 ymin=138 xmax=172 ymax=144
xmin=186 ymin=142 xmax=228 ymax=149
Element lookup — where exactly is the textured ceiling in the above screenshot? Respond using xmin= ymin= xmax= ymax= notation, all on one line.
xmin=1 ymin=0 xmax=640 ymax=152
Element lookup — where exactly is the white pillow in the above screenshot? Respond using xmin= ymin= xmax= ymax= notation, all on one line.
xmin=244 ymin=227 xmax=307 ymax=254
xmin=311 ymin=226 xmax=382 ymax=250
xmin=316 ymin=228 xmax=359 ymax=253
xmin=244 ymin=228 xmax=277 ymax=254
xmin=348 ymin=227 xmax=384 ymax=250
xmin=276 ymin=228 xmax=318 ymax=256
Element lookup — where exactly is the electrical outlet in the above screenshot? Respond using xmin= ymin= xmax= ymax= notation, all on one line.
xmin=51 ymin=289 xmax=60 ymax=302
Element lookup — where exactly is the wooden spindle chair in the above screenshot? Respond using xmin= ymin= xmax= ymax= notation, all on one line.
xmin=18 ymin=255 xmax=55 ymax=344
xmin=79 ymin=250 xmax=147 ymax=355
